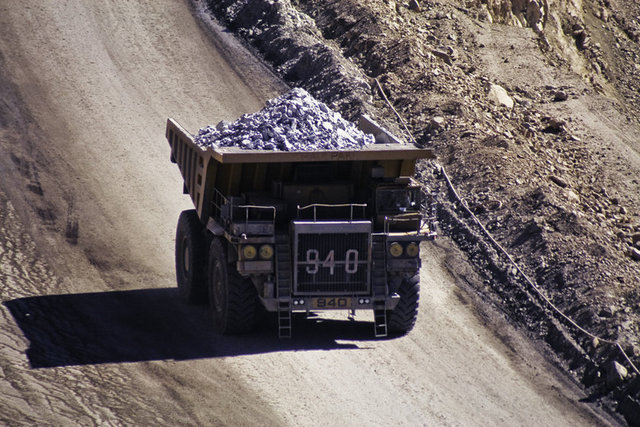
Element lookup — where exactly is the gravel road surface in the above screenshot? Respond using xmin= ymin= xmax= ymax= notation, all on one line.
xmin=0 ymin=1 xmax=616 ymax=425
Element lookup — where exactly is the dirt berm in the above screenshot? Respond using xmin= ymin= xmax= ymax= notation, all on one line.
xmin=202 ymin=0 xmax=640 ymax=423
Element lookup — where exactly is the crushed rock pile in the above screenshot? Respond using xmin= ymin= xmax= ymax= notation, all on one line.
xmin=195 ymin=88 xmax=374 ymax=151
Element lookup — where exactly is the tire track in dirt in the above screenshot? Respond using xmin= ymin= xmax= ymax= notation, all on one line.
xmin=1 ymin=184 xmax=280 ymax=425
xmin=0 ymin=191 xmax=139 ymax=426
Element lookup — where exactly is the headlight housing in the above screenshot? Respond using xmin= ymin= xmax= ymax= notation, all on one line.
xmin=389 ymin=242 xmax=403 ymax=258
xmin=259 ymin=244 xmax=274 ymax=260
xmin=406 ymin=242 xmax=419 ymax=257
xmin=242 ymin=245 xmax=257 ymax=260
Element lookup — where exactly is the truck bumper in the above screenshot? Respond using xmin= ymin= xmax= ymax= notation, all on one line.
xmin=260 ymin=293 xmax=400 ymax=312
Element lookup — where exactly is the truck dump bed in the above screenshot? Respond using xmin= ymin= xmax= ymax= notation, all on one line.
xmin=166 ymin=117 xmax=435 ymax=220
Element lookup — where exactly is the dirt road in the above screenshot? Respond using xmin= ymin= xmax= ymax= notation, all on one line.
xmin=0 ymin=1 xmax=616 ymax=425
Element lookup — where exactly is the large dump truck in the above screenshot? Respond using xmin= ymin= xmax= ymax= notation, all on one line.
xmin=166 ymin=115 xmax=436 ymax=338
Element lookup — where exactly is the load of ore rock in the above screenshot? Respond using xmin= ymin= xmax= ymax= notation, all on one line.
xmin=194 ymin=88 xmax=374 ymax=151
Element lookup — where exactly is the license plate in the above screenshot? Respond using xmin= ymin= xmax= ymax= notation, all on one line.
xmin=312 ymin=297 xmax=352 ymax=309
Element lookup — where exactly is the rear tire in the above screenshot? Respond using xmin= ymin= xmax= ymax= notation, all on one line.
xmin=208 ymin=238 xmax=259 ymax=334
xmin=388 ymin=273 xmax=420 ymax=334
xmin=175 ymin=210 xmax=208 ymax=304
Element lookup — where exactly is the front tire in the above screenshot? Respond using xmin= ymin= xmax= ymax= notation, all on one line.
xmin=388 ymin=273 xmax=420 ymax=334
xmin=208 ymin=238 xmax=259 ymax=334
xmin=175 ymin=210 xmax=208 ymax=304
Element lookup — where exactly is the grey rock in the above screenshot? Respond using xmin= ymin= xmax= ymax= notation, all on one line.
xmin=630 ymin=247 xmax=640 ymax=261
xmin=216 ymin=120 xmax=231 ymax=131
xmin=195 ymin=88 xmax=374 ymax=151
xmin=488 ymin=84 xmax=514 ymax=109
xmin=408 ymin=0 xmax=420 ymax=12
xmin=432 ymin=49 xmax=452 ymax=65
xmin=553 ymin=91 xmax=568 ymax=102
xmin=550 ymin=175 xmax=569 ymax=188
xmin=606 ymin=361 xmax=628 ymax=387
xmin=447 ymin=46 xmax=459 ymax=60
xmin=599 ymin=305 xmax=617 ymax=317
xmin=543 ymin=117 xmax=566 ymax=133
xmin=429 ymin=116 xmax=445 ymax=131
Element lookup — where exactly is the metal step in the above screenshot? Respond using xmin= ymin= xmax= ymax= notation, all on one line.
xmin=373 ymin=301 xmax=387 ymax=337
xmin=278 ymin=300 xmax=292 ymax=339
xmin=371 ymin=234 xmax=388 ymax=337
xmin=276 ymin=234 xmax=292 ymax=339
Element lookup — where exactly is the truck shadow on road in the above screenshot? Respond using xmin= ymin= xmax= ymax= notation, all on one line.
xmin=4 ymin=288 xmax=388 ymax=368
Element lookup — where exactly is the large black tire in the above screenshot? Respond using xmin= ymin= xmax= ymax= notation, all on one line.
xmin=208 ymin=238 xmax=259 ymax=334
xmin=387 ymin=273 xmax=420 ymax=334
xmin=175 ymin=210 xmax=208 ymax=304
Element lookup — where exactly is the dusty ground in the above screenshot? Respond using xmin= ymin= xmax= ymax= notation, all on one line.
xmin=0 ymin=0 xmax=623 ymax=425
xmin=206 ymin=0 xmax=640 ymax=423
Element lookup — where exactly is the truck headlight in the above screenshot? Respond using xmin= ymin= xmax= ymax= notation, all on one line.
xmin=242 ymin=245 xmax=257 ymax=260
xmin=259 ymin=244 xmax=274 ymax=260
xmin=389 ymin=242 xmax=403 ymax=258
xmin=406 ymin=242 xmax=419 ymax=257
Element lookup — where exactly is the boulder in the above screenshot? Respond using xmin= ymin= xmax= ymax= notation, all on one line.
xmin=599 ymin=305 xmax=617 ymax=318
xmin=606 ymin=361 xmax=628 ymax=387
xmin=432 ymin=49 xmax=453 ymax=65
xmin=428 ymin=116 xmax=445 ymax=132
xmin=488 ymin=84 xmax=514 ymax=109
xmin=553 ymin=90 xmax=568 ymax=102
xmin=542 ymin=117 xmax=566 ymax=134
xmin=408 ymin=0 xmax=420 ymax=12
xmin=550 ymin=175 xmax=569 ymax=188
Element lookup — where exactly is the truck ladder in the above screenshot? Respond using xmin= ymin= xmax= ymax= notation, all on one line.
xmin=371 ymin=234 xmax=388 ymax=337
xmin=275 ymin=234 xmax=292 ymax=338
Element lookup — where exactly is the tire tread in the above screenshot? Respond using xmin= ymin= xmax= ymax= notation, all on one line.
xmin=175 ymin=210 xmax=207 ymax=304
xmin=388 ymin=274 xmax=420 ymax=334
xmin=208 ymin=238 xmax=258 ymax=335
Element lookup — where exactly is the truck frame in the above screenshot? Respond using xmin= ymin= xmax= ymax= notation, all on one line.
xmin=166 ymin=115 xmax=435 ymax=338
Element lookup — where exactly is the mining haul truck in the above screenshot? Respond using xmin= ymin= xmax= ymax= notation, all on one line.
xmin=166 ymin=116 xmax=436 ymax=338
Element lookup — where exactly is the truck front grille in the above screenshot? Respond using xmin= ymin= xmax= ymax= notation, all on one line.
xmin=292 ymin=221 xmax=371 ymax=295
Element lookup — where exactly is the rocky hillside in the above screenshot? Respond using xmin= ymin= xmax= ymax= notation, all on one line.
xmin=203 ymin=0 xmax=640 ymax=423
